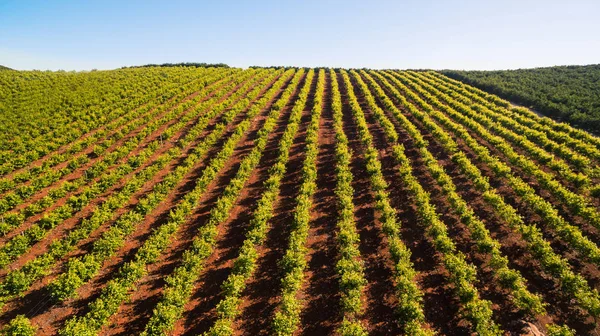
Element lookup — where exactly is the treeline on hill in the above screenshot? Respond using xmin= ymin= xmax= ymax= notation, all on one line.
xmin=442 ymin=64 xmax=600 ymax=133
xmin=442 ymin=64 xmax=600 ymax=134
xmin=123 ymin=62 xmax=229 ymax=69
xmin=0 ymin=65 xmax=12 ymax=71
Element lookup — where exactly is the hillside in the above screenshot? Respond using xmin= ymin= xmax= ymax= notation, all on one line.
xmin=1 ymin=67 xmax=600 ymax=335
xmin=443 ymin=64 xmax=600 ymax=133
xmin=122 ymin=62 xmax=230 ymax=69
xmin=0 ymin=65 xmax=12 ymax=71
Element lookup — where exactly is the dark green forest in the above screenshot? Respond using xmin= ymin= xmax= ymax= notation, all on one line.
xmin=443 ymin=64 xmax=600 ymax=133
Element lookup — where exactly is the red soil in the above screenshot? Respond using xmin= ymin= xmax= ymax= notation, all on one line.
xmin=3 ymin=69 xmax=600 ymax=336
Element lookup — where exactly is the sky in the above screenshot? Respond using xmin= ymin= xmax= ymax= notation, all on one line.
xmin=1 ymin=0 xmax=599 ymax=71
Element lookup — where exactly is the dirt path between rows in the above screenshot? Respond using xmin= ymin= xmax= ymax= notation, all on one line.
xmin=0 ymin=72 xmax=279 ymax=335
xmin=172 ymin=72 xmax=316 ymax=336
xmin=99 ymin=71 xmax=302 ymax=336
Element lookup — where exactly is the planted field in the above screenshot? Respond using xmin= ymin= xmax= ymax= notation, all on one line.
xmin=1 ymin=66 xmax=600 ymax=335
xmin=443 ymin=64 xmax=600 ymax=133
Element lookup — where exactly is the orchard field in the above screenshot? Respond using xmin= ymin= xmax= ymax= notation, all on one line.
xmin=1 ymin=66 xmax=600 ymax=335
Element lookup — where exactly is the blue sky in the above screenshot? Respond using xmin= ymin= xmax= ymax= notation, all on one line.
xmin=1 ymin=0 xmax=599 ymax=71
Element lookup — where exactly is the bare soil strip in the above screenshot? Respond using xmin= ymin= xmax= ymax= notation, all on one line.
xmin=371 ymin=72 xmax=599 ymax=334
xmin=292 ymin=72 xmax=339 ymax=335
xmin=99 ymin=71 xmax=305 ymax=336
xmin=1 ymin=70 xmax=223 ymax=184
xmin=358 ymin=72 xmax=530 ymax=333
xmin=334 ymin=72 xmax=407 ymax=334
xmin=0 ymin=73 xmax=246 ymax=249
xmin=0 ymin=73 xmax=259 ymax=278
xmin=172 ymin=73 xmax=317 ymax=336
xmin=1 ymin=71 xmax=283 ymax=335
xmin=234 ymin=80 xmax=315 ymax=336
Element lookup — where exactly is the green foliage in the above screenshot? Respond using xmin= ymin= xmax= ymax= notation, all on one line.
xmin=205 ymin=71 xmax=322 ymax=335
xmin=443 ymin=64 xmax=600 ymax=133
xmin=124 ymin=62 xmax=230 ymax=69
xmin=0 ymin=68 xmax=269 ymax=307
xmin=377 ymin=69 xmax=600 ymax=322
xmin=1 ymin=65 xmax=596 ymax=334
xmin=338 ymin=319 xmax=368 ymax=336
xmin=0 ymin=67 xmax=224 ymax=176
xmin=362 ymin=70 xmax=548 ymax=317
xmin=340 ymin=69 xmax=433 ymax=334
xmin=547 ymin=324 xmax=576 ymax=336
xmin=2 ymin=315 xmax=36 ymax=336
xmin=142 ymin=69 xmax=306 ymax=336
xmin=391 ymin=70 xmax=600 ymax=268
xmin=59 ymin=69 xmax=299 ymax=336
xmin=0 ymin=68 xmax=237 ymax=223
xmin=408 ymin=71 xmax=600 ymax=229
xmin=271 ymin=70 xmax=319 ymax=336
xmin=329 ymin=69 xmax=368 ymax=332
xmin=45 ymin=68 xmax=273 ymax=302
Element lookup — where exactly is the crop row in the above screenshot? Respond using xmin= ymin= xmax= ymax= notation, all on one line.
xmin=1 ymin=67 xmax=216 ymax=154
xmin=0 ymin=69 xmax=264 ymax=271
xmin=425 ymin=72 xmax=600 ymax=163
xmin=329 ymin=69 xmax=368 ymax=335
xmin=0 ymin=68 xmax=237 ymax=215
xmin=143 ymin=69 xmax=314 ymax=336
xmin=401 ymin=72 xmax=600 ymax=225
xmin=351 ymin=68 xmax=504 ymax=334
xmin=0 ymin=68 xmax=224 ymax=175
xmin=416 ymin=72 xmax=600 ymax=174
xmin=46 ymin=69 xmax=283 ymax=302
xmin=55 ymin=69 xmax=301 ymax=336
xmin=0 ymin=68 xmax=185 ymax=146
xmin=428 ymin=72 xmax=600 ymax=155
xmin=203 ymin=69 xmax=323 ymax=336
xmin=389 ymin=71 xmax=600 ymax=267
xmin=0 ymin=68 xmax=231 ymax=191
xmin=372 ymin=70 xmax=580 ymax=335
xmin=0 ymin=69 xmax=284 ymax=308
xmin=0 ymin=69 xmax=166 ymax=153
xmin=4 ymin=67 xmax=598 ymax=335
xmin=357 ymin=70 xmax=583 ymax=336
xmin=0 ymin=68 xmax=232 ymax=189
xmin=361 ymin=70 xmax=549 ymax=315
xmin=412 ymin=73 xmax=594 ymax=181
xmin=340 ymin=70 xmax=431 ymax=335
xmin=0 ymin=68 xmax=252 ymax=228
xmin=269 ymin=69 xmax=320 ymax=335
xmin=377 ymin=70 xmax=600 ymax=321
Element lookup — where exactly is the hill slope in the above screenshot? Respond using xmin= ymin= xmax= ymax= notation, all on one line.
xmin=1 ymin=67 xmax=599 ymax=335
xmin=442 ymin=64 xmax=600 ymax=133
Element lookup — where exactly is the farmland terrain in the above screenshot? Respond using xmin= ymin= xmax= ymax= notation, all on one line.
xmin=1 ymin=66 xmax=600 ymax=335
xmin=443 ymin=64 xmax=600 ymax=133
